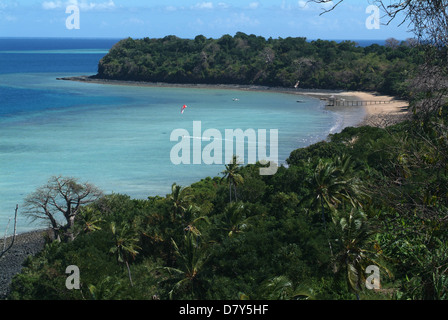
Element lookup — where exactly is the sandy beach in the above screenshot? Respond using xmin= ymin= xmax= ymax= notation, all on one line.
xmin=295 ymin=90 xmax=410 ymax=128
xmin=58 ymin=76 xmax=410 ymax=128
xmin=335 ymin=91 xmax=409 ymax=127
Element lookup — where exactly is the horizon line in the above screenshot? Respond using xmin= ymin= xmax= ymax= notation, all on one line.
xmin=0 ymin=36 xmax=403 ymax=41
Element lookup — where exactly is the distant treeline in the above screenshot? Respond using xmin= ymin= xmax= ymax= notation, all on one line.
xmin=95 ymin=33 xmax=424 ymax=97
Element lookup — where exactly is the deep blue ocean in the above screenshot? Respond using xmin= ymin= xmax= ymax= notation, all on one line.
xmin=0 ymin=38 xmax=367 ymax=233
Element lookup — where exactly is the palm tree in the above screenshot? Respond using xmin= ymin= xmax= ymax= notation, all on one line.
xmin=77 ymin=206 xmax=103 ymax=234
xmin=183 ymin=204 xmax=210 ymax=237
xmin=238 ymin=276 xmax=315 ymax=300
xmin=332 ymin=208 xmax=392 ymax=299
xmin=109 ymin=222 xmax=141 ymax=287
xmin=221 ymin=155 xmax=244 ymax=203
xmin=256 ymin=276 xmax=316 ymax=300
xmin=302 ymin=155 xmax=367 ymax=256
xmin=158 ymin=232 xmax=210 ymax=299
xmin=302 ymin=159 xmax=343 ymax=256
xmin=305 ymin=155 xmax=365 ymax=221
xmin=218 ymin=202 xmax=253 ymax=237
xmin=88 ymin=276 xmax=121 ymax=300
xmin=332 ymin=154 xmax=367 ymax=210
xmin=168 ymin=183 xmax=192 ymax=221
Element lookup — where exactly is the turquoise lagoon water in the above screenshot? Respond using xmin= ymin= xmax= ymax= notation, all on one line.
xmin=0 ymin=39 xmax=365 ymax=233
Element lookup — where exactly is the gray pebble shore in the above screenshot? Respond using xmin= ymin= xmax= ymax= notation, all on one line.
xmin=0 ymin=229 xmax=50 ymax=299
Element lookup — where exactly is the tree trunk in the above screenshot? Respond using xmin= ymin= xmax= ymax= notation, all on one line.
xmin=229 ymin=181 xmax=232 ymax=203
xmin=48 ymin=212 xmax=60 ymax=241
xmin=321 ymin=197 xmax=327 ymax=228
xmin=65 ymin=215 xmax=76 ymax=242
xmin=126 ymin=260 xmax=134 ymax=287
xmin=0 ymin=205 xmax=18 ymax=259
xmin=321 ymin=198 xmax=333 ymax=257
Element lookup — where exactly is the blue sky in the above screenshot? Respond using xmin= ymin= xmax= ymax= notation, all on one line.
xmin=0 ymin=0 xmax=412 ymax=40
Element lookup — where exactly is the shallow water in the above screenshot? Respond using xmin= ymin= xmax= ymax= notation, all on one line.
xmin=0 ymin=39 xmax=365 ymax=233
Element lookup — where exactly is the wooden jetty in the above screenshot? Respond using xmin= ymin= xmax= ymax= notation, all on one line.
xmin=323 ymin=97 xmax=395 ymax=107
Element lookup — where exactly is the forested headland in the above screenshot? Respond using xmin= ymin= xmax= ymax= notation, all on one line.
xmin=7 ymin=51 xmax=448 ymax=299
xmin=93 ymin=33 xmax=422 ymax=98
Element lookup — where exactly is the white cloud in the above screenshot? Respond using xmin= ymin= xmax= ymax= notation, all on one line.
xmin=298 ymin=0 xmax=308 ymax=9
xmin=280 ymin=0 xmax=290 ymax=10
xmin=121 ymin=17 xmax=144 ymax=26
xmin=213 ymin=12 xmax=259 ymax=28
xmin=80 ymin=0 xmax=115 ymax=11
xmin=298 ymin=0 xmax=334 ymax=10
xmin=165 ymin=5 xmax=177 ymax=11
xmin=217 ymin=2 xmax=230 ymax=9
xmin=0 ymin=1 xmax=19 ymax=10
xmin=4 ymin=14 xmax=16 ymax=21
xmin=42 ymin=0 xmax=115 ymax=11
xmin=169 ymin=2 xmax=231 ymax=12
xmin=42 ymin=1 xmax=63 ymax=10
xmin=193 ymin=2 xmax=214 ymax=10
xmin=249 ymin=2 xmax=259 ymax=9
xmin=234 ymin=12 xmax=259 ymax=27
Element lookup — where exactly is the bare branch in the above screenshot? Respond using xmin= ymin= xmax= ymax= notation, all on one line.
xmin=0 ymin=205 xmax=18 ymax=259
xmin=311 ymin=0 xmax=448 ymax=48
xmin=22 ymin=176 xmax=103 ymax=242
xmin=307 ymin=0 xmax=344 ymax=15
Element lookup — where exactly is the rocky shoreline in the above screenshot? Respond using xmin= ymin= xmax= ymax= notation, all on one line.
xmin=0 ymin=229 xmax=51 ymax=299
xmin=56 ymin=75 xmax=347 ymax=96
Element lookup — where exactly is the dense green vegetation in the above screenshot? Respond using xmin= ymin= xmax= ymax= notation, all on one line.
xmin=94 ymin=33 xmax=423 ymax=97
xmin=6 ymin=25 xmax=448 ymax=300
xmin=7 ymin=104 xmax=448 ymax=299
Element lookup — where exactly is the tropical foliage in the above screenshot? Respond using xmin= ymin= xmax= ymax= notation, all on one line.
xmin=8 ymin=98 xmax=448 ymax=300
xmin=95 ymin=33 xmax=423 ymax=98
xmin=6 ymin=31 xmax=448 ymax=300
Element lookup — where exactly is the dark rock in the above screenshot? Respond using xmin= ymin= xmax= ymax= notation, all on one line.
xmin=0 ymin=229 xmax=51 ymax=299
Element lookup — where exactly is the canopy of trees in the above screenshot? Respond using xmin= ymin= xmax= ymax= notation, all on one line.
xmin=6 ymin=1 xmax=448 ymax=299
xmin=7 ymin=101 xmax=448 ymax=299
xmin=94 ymin=33 xmax=423 ymax=97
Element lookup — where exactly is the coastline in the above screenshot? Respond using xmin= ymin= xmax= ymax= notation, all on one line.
xmin=56 ymin=75 xmax=343 ymax=95
xmin=0 ymin=229 xmax=51 ymax=299
xmin=329 ymin=91 xmax=410 ymax=128
xmin=0 ymin=78 xmax=410 ymax=299
xmin=57 ymin=76 xmax=410 ymax=128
